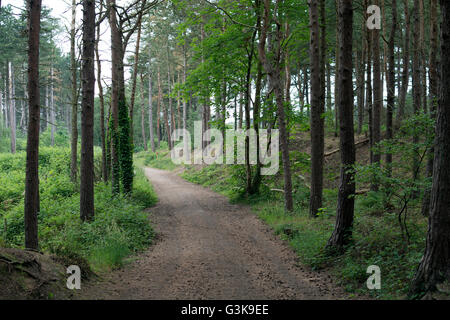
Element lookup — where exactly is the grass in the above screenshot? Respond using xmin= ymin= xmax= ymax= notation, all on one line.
xmin=147 ymin=147 xmax=429 ymax=300
xmin=0 ymin=148 xmax=158 ymax=273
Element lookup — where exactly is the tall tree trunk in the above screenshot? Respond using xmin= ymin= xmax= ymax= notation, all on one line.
xmin=156 ymin=67 xmax=161 ymax=149
xmin=70 ymin=0 xmax=78 ymax=183
xmin=326 ymin=61 xmax=332 ymax=114
xmin=357 ymin=26 xmax=366 ymax=135
xmin=139 ymin=73 xmax=147 ymax=151
xmin=201 ymin=22 xmax=210 ymax=149
xmin=309 ymin=0 xmax=324 ymax=217
xmin=129 ymin=13 xmax=144 ymax=145
xmin=422 ymin=0 xmax=439 ymax=217
xmin=80 ymin=0 xmax=95 ymax=222
xmin=386 ymin=0 xmax=397 ymax=178
xmin=148 ymin=41 xmax=155 ymax=152
xmin=244 ymin=26 xmax=257 ymax=195
xmin=327 ymin=0 xmax=355 ymax=251
xmin=95 ymin=0 xmax=107 ymax=182
xmin=372 ymin=0 xmax=382 ymax=192
xmin=24 ymin=0 xmax=42 ymax=251
xmin=183 ymin=43 xmax=189 ymax=160
xmin=365 ymin=0 xmax=373 ymax=163
xmin=334 ymin=0 xmax=339 ymax=138
xmin=50 ymin=64 xmax=55 ymax=147
xmin=397 ymin=0 xmax=410 ymax=128
xmin=259 ymin=0 xmax=293 ymax=212
xmin=412 ymin=0 xmax=423 ymax=185
xmin=8 ymin=62 xmax=16 ymax=154
xmin=238 ymin=92 xmax=243 ymax=129
xmin=167 ymin=59 xmax=174 ymax=150
xmin=108 ymin=0 xmax=122 ymax=194
xmin=410 ymin=0 xmax=450 ymax=296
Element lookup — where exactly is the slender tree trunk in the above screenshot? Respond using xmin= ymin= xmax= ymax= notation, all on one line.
xmin=410 ymin=0 xmax=450 ymax=296
xmin=70 ymin=0 xmax=78 ymax=183
xmin=412 ymin=0 xmax=423 ymax=185
xmin=244 ymin=26 xmax=257 ymax=195
xmin=365 ymin=0 xmax=373 ymax=162
xmin=50 ymin=64 xmax=55 ymax=147
xmin=238 ymin=92 xmax=243 ymax=129
xmin=148 ymin=42 xmax=155 ymax=152
xmin=80 ymin=0 xmax=95 ymax=222
xmin=372 ymin=0 xmax=382 ymax=192
xmin=357 ymin=31 xmax=366 ymax=135
xmin=183 ymin=43 xmax=189 ymax=160
xmin=8 ymin=62 xmax=16 ymax=154
xmin=108 ymin=0 xmax=121 ymax=194
xmin=156 ymin=67 xmax=161 ymax=149
xmin=140 ymin=73 xmax=147 ymax=151
xmin=95 ymin=1 xmax=107 ymax=182
xmin=326 ymin=62 xmax=332 ymax=114
xmin=177 ymin=71 xmax=181 ymax=131
xmin=386 ymin=0 xmax=397 ymax=178
xmin=327 ymin=0 xmax=355 ymax=251
xmin=309 ymin=0 xmax=324 ymax=217
xmin=397 ymin=0 xmax=410 ymax=128
xmin=334 ymin=0 xmax=339 ymax=138
xmin=422 ymin=0 xmax=439 ymax=217
xmin=129 ymin=13 xmax=144 ymax=145
xmin=259 ymin=0 xmax=293 ymax=212
xmin=24 ymin=0 xmax=42 ymax=251
xmin=167 ymin=59 xmax=174 ymax=150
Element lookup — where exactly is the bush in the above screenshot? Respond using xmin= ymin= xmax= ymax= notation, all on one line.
xmin=0 ymin=147 xmax=157 ymax=272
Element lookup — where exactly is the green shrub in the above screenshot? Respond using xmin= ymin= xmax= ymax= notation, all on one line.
xmin=0 ymin=147 xmax=157 ymax=272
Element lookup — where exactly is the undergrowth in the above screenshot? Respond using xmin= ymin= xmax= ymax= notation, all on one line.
xmin=0 ymin=148 xmax=157 ymax=273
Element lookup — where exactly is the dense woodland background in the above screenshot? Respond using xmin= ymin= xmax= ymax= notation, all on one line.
xmin=0 ymin=0 xmax=449 ymax=300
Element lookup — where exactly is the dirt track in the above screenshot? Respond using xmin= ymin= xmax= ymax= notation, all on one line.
xmin=81 ymin=167 xmax=346 ymax=300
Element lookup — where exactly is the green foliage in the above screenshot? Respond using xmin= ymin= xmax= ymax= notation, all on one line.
xmin=141 ymin=148 xmax=178 ymax=171
xmin=118 ymin=99 xmax=134 ymax=194
xmin=0 ymin=148 xmax=157 ymax=272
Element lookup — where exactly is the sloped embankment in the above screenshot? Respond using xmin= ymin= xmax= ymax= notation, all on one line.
xmin=0 ymin=248 xmax=71 ymax=300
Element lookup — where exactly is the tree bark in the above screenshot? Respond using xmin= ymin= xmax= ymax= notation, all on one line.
xmin=108 ymin=0 xmax=122 ymax=194
xmin=258 ymin=0 xmax=293 ymax=212
xmin=80 ymin=0 xmax=95 ymax=222
xmin=95 ymin=0 xmax=107 ymax=182
xmin=70 ymin=0 xmax=78 ymax=183
xmin=140 ymin=73 xmax=147 ymax=151
xmin=50 ymin=64 xmax=55 ymax=147
xmin=148 ymin=41 xmax=155 ymax=152
xmin=412 ymin=0 xmax=423 ymax=185
xmin=397 ymin=0 xmax=410 ymax=128
xmin=410 ymin=0 xmax=450 ymax=296
xmin=422 ymin=0 xmax=439 ymax=217
xmin=8 ymin=61 xmax=16 ymax=154
xmin=386 ymin=0 xmax=397 ymax=177
xmin=371 ymin=0 xmax=382 ymax=192
xmin=309 ymin=0 xmax=324 ymax=217
xmin=327 ymin=0 xmax=355 ymax=251
xmin=24 ymin=0 xmax=42 ymax=251
xmin=129 ymin=12 xmax=144 ymax=145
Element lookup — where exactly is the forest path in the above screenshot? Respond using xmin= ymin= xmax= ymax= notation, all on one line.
xmin=80 ymin=167 xmax=344 ymax=300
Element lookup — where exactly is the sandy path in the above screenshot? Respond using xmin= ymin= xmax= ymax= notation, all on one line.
xmin=80 ymin=167 xmax=345 ymax=300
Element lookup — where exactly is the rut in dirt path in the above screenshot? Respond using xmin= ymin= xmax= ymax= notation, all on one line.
xmin=81 ymin=167 xmax=345 ymax=300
